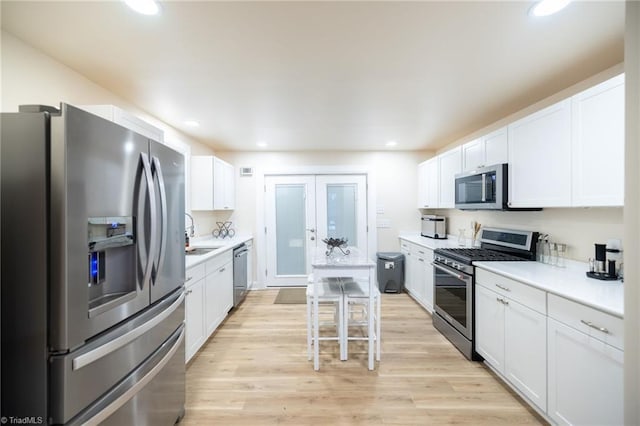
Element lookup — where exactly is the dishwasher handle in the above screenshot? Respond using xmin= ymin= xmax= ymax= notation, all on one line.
xmin=234 ymin=245 xmax=249 ymax=258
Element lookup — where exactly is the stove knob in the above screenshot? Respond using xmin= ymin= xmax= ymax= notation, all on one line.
xmin=452 ymin=263 xmax=459 ymax=269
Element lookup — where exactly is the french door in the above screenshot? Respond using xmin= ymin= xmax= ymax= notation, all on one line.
xmin=265 ymin=174 xmax=367 ymax=287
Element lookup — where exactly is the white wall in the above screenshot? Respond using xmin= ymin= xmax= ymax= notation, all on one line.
xmin=1 ymin=30 xmax=221 ymax=228
xmin=1 ymin=31 xmax=210 ymax=154
xmin=438 ymin=207 xmax=623 ymax=262
xmin=624 ymin=2 xmax=640 ymax=424
xmin=425 ymin=64 xmax=626 ymax=263
xmin=213 ymin=150 xmax=428 ymax=252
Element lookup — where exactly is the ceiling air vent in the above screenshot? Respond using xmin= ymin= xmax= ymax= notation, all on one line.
xmin=240 ymin=167 xmax=253 ymax=177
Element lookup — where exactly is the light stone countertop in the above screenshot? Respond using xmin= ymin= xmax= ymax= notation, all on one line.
xmin=398 ymin=233 xmax=474 ymax=250
xmin=399 ymin=233 xmax=624 ymax=318
xmin=185 ymin=234 xmax=253 ymax=269
xmin=474 ymin=259 xmax=623 ymax=318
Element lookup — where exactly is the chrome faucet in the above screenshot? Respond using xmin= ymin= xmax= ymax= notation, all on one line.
xmin=185 ymin=212 xmax=195 ymax=237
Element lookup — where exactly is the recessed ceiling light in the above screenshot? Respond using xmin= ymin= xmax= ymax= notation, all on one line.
xmin=529 ymin=0 xmax=571 ymax=17
xmin=124 ymin=0 xmax=160 ymax=16
xmin=256 ymin=141 xmax=268 ymax=148
xmin=184 ymin=120 xmax=200 ymax=127
xmin=385 ymin=140 xmax=398 ymax=147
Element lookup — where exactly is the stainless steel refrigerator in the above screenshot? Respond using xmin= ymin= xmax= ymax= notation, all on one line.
xmin=1 ymin=103 xmax=186 ymax=425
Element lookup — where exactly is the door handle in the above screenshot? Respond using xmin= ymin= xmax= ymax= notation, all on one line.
xmin=151 ymin=156 xmax=168 ymax=283
xmin=81 ymin=326 xmax=185 ymax=426
xmin=72 ymin=291 xmax=185 ymax=370
xmin=140 ymin=153 xmax=157 ymax=289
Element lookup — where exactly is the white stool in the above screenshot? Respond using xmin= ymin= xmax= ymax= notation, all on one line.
xmin=341 ymin=279 xmax=381 ymax=362
xmin=306 ymin=275 xmax=345 ymax=370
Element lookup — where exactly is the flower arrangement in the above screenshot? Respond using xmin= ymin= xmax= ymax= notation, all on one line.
xmin=322 ymin=237 xmax=350 ymax=256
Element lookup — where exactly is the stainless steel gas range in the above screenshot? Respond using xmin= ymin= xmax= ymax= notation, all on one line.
xmin=432 ymin=227 xmax=538 ymax=360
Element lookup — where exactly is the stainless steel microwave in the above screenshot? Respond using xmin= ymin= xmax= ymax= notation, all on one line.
xmin=454 ymin=163 xmax=508 ymax=210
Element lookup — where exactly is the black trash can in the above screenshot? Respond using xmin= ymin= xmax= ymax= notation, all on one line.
xmin=376 ymin=252 xmax=405 ymax=293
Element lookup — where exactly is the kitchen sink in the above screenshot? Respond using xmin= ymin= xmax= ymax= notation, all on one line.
xmin=195 ymin=242 xmax=226 ymax=249
xmin=185 ymin=248 xmax=215 ymax=256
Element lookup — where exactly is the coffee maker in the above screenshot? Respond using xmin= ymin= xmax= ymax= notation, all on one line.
xmin=587 ymin=239 xmax=622 ymax=281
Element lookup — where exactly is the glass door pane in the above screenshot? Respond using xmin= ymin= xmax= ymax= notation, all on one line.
xmin=275 ymin=184 xmax=306 ymax=275
xmin=265 ymin=175 xmax=316 ymax=286
xmin=326 ymin=184 xmax=357 ymax=246
xmin=316 ymin=175 xmax=367 ymax=256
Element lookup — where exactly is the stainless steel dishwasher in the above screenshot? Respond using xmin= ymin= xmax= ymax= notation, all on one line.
xmin=233 ymin=244 xmax=249 ymax=307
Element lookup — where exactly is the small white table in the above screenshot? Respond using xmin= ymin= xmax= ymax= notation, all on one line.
xmin=311 ymin=248 xmax=377 ymax=370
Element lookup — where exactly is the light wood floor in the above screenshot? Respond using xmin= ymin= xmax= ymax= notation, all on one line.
xmin=183 ymin=290 xmax=546 ymax=425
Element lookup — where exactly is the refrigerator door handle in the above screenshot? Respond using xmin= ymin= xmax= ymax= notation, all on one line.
xmin=80 ymin=326 xmax=185 ymax=426
xmin=72 ymin=291 xmax=184 ymax=371
xmin=140 ymin=153 xmax=158 ymax=289
xmin=151 ymin=156 xmax=168 ymax=282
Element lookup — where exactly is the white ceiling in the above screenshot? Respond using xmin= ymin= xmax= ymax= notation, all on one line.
xmin=1 ymin=1 xmax=625 ymax=152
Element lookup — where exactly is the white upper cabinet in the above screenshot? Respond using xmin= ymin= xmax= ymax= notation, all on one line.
xmin=438 ymin=147 xmax=462 ymax=208
xmin=417 ymin=158 xmax=439 ymax=209
xmin=191 ymin=155 xmax=236 ymax=210
xmin=462 ymin=127 xmax=508 ymax=171
xmin=571 ymin=74 xmax=625 ymax=207
xmin=79 ymin=104 xmax=164 ymax=142
xmin=508 ymin=99 xmax=572 ymax=208
xmin=462 ymin=138 xmax=483 ymax=172
xmin=483 ymin=127 xmax=509 ymax=167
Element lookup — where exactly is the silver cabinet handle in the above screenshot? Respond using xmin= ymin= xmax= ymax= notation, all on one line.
xmin=306 ymin=228 xmax=316 ymax=233
xmin=496 ymin=297 xmax=509 ymax=305
xmin=418 ymin=258 xmax=425 ymax=262
xmin=580 ymin=320 xmax=610 ymax=334
xmin=219 ymin=267 xmax=226 ymax=273
xmin=72 ymin=292 xmax=185 ymax=370
xmin=186 ymin=276 xmax=193 ymax=282
xmin=496 ymin=284 xmax=511 ymax=292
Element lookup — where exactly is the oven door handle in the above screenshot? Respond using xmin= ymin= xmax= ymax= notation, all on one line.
xmin=432 ymin=262 xmax=470 ymax=282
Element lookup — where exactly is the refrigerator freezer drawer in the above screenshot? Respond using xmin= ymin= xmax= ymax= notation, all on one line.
xmin=49 ymin=289 xmax=185 ymax=424
xmin=72 ymin=324 xmax=185 ymax=426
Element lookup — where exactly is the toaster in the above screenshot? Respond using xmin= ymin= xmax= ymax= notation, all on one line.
xmin=421 ymin=215 xmax=447 ymax=239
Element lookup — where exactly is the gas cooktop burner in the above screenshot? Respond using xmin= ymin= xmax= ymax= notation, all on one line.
xmin=434 ymin=247 xmax=526 ymax=264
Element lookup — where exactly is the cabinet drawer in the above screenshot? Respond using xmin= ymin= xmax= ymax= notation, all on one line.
xmin=400 ymin=239 xmax=411 ymax=250
xmin=413 ymin=246 xmax=432 ymax=258
xmin=186 ymin=263 xmax=205 ymax=287
xmin=548 ymin=294 xmax=623 ymax=350
xmin=476 ymin=268 xmax=546 ymax=314
xmin=205 ymin=250 xmax=233 ymax=275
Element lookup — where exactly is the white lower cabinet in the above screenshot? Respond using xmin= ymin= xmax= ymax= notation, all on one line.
xmin=185 ymin=276 xmax=205 ymax=362
xmin=547 ymin=297 xmax=624 ymax=426
xmin=185 ymin=250 xmax=234 ymax=363
xmin=475 ymin=268 xmax=624 ymax=423
xmin=475 ymin=271 xmax=547 ymax=412
xmin=475 ymin=284 xmax=505 ymax=370
xmin=205 ymin=254 xmax=233 ymax=336
xmin=400 ymin=241 xmax=415 ymax=295
xmin=399 ymin=239 xmax=433 ymax=313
